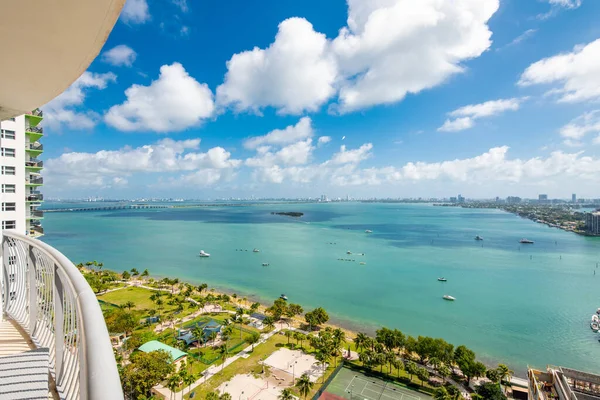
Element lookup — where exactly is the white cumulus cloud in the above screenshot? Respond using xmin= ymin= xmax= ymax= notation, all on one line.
xmin=330 ymin=143 xmax=373 ymax=164
xmin=45 ymin=138 xmax=241 ymax=188
xmin=121 ymin=0 xmax=150 ymax=24
xmin=244 ymin=117 xmax=314 ymax=149
xmin=43 ymin=71 xmax=116 ymax=130
xmin=216 ymin=0 xmax=499 ymax=115
xmin=438 ymin=117 xmax=475 ymax=132
xmin=519 ymin=38 xmax=600 ymax=103
xmin=332 ymin=0 xmax=499 ymax=113
xmin=438 ymin=98 xmax=525 ymax=132
xmin=559 ymin=110 xmax=600 ymax=146
xmin=216 ymin=18 xmax=337 ymax=115
xmin=101 ymin=45 xmax=137 ymax=67
xmin=318 ymin=136 xmax=332 ymax=145
xmin=105 ymin=63 xmax=214 ymax=132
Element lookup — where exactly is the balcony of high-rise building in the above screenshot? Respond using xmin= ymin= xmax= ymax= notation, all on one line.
xmin=1 ymin=232 xmax=123 ymax=398
xmin=1 ymin=0 xmax=127 ymax=397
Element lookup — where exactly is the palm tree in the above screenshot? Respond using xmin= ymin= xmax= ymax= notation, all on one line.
xmin=354 ymin=332 xmax=368 ymax=352
xmin=208 ymin=331 xmax=218 ymax=346
xmin=123 ymin=300 xmax=135 ymax=310
xmin=438 ymin=364 xmax=451 ymax=384
xmin=167 ymin=374 xmax=180 ymax=400
xmin=264 ymin=316 xmax=275 ymax=330
xmin=130 ymin=268 xmax=139 ymax=276
xmin=218 ymin=343 xmax=228 ymax=370
xmin=497 ymin=364 xmax=513 ymax=393
xmin=192 ymin=326 xmax=204 ymax=349
xmin=247 ymin=332 xmax=260 ymax=351
xmin=141 ymin=269 xmax=149 ymax=279
xmin=184 ymin=372 xmax=196 ymax=396
xmin=433 ymin=387 xmax=451 ymax=400
xmin=279 ymin=388 xmax=295 ymax=400
xmin=392 ymin=358 xmax=404 ymax=378
xmin=285 ymin=330 xmax=293 ymax=345
xmin=296 ymin=332 xmax=306 ymax=349
xmin=315 ymin=351 xmax=331 ymax=382
xmin=295 ymin=373 xmax=314 ymax=399
xmin=429 ymin=357 xmax=441 ymax=373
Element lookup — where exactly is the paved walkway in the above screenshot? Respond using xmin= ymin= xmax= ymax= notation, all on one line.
xmin=153 ymin=327 xmax=282 ymax=400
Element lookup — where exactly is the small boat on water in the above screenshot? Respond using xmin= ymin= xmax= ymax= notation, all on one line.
xmin=253 ymin=248 xmax=260 ymax=253
xmin=519 ymin=238 xmax=534 ymax=244
xmin=199 ymin=250 xmax=210 ymax=257
xmin=591 ymin=322 xmax=599 ymax=332
xmin=360 ymin=262 xmax=366 ymax=265
xmin=262 ymin=263 xmax=270 ymax=267
xmin=346 ymin=251 xmax=352 ymax=255
xmin=438 ymin=277 xmax=447 ymax=282
xmin=443 ymin=295 xmax=455 ymax=301
xmin=280 ymin=294 xmax=288 ymax=301
xmin=365 ymin=230 xmax=373 ymax=233
xmin=475 ymin=235 xmax=483 ymax=241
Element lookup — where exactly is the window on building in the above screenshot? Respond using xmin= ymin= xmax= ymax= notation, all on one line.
xmin=2 ymin=184 xmax=16 ymax=193
xmin=7 ymin=255 xmax=17 ymax=265
xmin=1 ymin=148 xmax=16 ymax=157
xmin=2 ymin=220 xmax=17 ymax=229
xmin=2 ymin=202 xmax=16 ymax=211
xmin=1 ymin=129 xmax=16 ymax=139
xmin=1 ymin=166 xmax=15 ymax=175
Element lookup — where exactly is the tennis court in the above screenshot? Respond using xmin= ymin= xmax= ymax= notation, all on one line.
xmin=320 ymin=367 xmax=431 ymax=400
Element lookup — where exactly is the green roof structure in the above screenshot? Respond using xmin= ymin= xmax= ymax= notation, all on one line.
xmin=138 ymin=340 xmax=187 ymax=362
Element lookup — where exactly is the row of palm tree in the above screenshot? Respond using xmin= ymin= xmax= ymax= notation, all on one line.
xmin=166 ymin=360 xmax=197 ymax=399
xmin=353 ymin=327 xmax=513 ymax=393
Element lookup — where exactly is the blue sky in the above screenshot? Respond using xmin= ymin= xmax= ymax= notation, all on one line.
xmin=42 ymin=0 xmax=600 ymax=199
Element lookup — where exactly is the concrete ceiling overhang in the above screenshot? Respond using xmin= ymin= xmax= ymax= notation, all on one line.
xmin=0 ymin=0 xmax=126 ymax=120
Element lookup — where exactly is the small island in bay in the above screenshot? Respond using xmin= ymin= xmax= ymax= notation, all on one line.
xmin=271 ymin=211 xmax=304 ymax=217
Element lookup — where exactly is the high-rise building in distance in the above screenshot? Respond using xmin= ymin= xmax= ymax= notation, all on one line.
xmin=0 ymin=110 xmax=44 ymax=237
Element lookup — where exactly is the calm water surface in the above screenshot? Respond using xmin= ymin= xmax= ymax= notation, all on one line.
xmin=41 ymin=202 xmax=600 ymax=374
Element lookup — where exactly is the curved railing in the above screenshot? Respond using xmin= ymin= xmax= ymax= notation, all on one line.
xmin=1 ymin=231 xmax=123 ymax=399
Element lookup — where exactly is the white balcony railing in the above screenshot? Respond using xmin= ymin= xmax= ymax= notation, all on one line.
xmin=1 ymin=231 xmax=123 ymax=399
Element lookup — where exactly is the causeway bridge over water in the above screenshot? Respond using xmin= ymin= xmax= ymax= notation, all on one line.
xmin=44 ymin=204 xmax=171 ymax=213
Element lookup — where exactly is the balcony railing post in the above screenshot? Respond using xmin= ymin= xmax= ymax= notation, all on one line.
xmin=28 ymin=245 xmax=37 ymax=335
xmin=1 ymin=235 xmax=5 ymax=320
xmin=54 ymin=265 xmax=65 ymax=384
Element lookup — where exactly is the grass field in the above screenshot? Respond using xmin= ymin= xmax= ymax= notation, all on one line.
xmin=98 ymin=287 xmax=161 ymax=310
xmin=323 ymin=366 xmax=432 ymax=400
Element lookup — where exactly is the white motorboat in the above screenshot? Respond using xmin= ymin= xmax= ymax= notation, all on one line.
xmin=591 ymin=322 xmax=599 ymax=332
xmin=438 ymin=277 xmax=447 ymax=282
xmin=346 ymin=251 xmax=352 ymax=255
xmin=475 ymin=235 xmax=483 ymax=241
xmin=280 ymin=294 xmax=288 ymax=301
xmin=365 ymin=230 xmax=373 ymax=233
xmin=519 ymin=238 xmax=534 ymax=244
xmin=199 ymin=250 xmax=210 ymax=257
xmin=443 ymin=295 xmax=455 ymax=301
xmin=253 ymin=248 xmax=260 ymax=253
xmin=592 ymin=315 xmax=599 ymax=322
xmin=262 ymin=263 xmax=270 ymax=266
xmin=360 ymin=262 xmax=366 ymax=265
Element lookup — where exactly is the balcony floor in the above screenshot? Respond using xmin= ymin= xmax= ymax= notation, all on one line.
xmin=0 ymin=317 xmax=34 ymax=356
xmin=0 ymin=317 xmax=58 ymax=399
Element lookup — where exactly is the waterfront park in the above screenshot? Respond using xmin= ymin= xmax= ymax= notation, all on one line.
xmin=83 ymin=261 xmax=514 ymax=400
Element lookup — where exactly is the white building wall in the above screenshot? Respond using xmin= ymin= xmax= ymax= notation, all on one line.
xmin=0 ymin=116 xmax=26 ymax=235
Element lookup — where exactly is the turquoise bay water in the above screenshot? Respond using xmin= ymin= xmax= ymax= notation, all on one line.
xmin=41 ymin=202 xmax=600 ymax=374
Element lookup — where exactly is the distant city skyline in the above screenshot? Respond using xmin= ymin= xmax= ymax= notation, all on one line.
xmin=38 ymin=1 xmax=600 ymax=199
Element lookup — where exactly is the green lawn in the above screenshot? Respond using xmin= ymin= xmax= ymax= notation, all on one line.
xmin=98 ymin=287 xmax=159 ymax=310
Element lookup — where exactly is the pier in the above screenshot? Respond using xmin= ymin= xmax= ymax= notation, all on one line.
xmin=44 ymin=204 xmax=170 ymax=213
